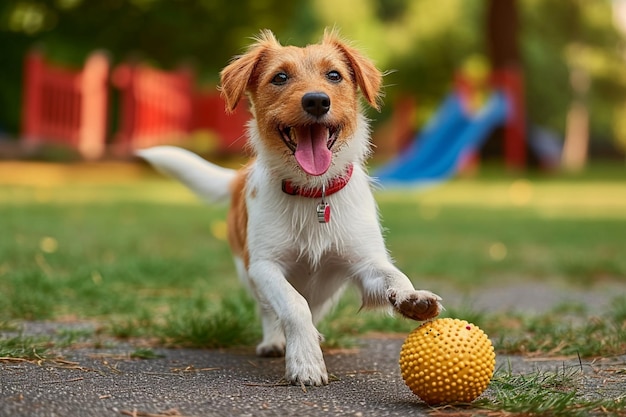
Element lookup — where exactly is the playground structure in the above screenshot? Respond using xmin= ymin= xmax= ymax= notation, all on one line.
xmin=111 ymin=62 xmax=194 ymax=155
xmin=19 ymin=51 xmax=248 ymax=160
xmin=373 ymin=0 xmax=572 ymax=186
xmin=19 ymin=50 xmax=539 ymax=184
xmin=374 ymin=68 xmax=527 ymax=187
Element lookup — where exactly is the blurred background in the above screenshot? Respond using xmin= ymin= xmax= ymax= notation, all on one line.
xmin=1 ymin=0 xmax=626 ymax=169
xmin=0 ymin=0 xmax=625 ymax=352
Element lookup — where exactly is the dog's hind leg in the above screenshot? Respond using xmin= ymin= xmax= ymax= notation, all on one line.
xmin=233 ymin=257 xmax=286 ymax=357
xmin=256 ymin=304 xmax=286 ymax=357
xmin=291 ymin=269 xmax=348 ymax=326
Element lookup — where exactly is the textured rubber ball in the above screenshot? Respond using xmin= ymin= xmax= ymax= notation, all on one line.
xmin=399 ymin=318 xmax=496 ymax=405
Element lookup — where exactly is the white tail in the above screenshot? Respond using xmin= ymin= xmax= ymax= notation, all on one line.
xmin=136 ymin=146 xmax=236 ymax=204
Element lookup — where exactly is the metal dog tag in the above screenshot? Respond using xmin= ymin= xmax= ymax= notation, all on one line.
xmin=317 ymin=202 xmax=330 ymax=223
xmin=317 ymin=183 xmax=330 ymax=223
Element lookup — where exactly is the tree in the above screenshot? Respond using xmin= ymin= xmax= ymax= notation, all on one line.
xmin=2 ymin=0 xmax=626 ymax=157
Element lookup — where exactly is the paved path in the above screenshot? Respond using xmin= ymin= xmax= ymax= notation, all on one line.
xmin=2 ymin=282 xmax=626 ymax=417
xmin=2 ymin=332 xmax=625 ymax=417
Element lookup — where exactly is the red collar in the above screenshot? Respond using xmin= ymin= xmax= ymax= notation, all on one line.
xmin=282 ymin=164 xmax=354 ymax=198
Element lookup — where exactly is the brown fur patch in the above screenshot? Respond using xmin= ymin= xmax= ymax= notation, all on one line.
xmin=219 ymin=29 xmax=383 ymax=268
xmin=227 ymin=165 xmax=250 ymax=267
xmin=219 ymin=29 xmax=383 ymax=170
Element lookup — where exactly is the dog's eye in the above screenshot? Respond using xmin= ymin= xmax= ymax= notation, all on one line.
xmin=271 ymin=72 xmax=289 ymax=85
xmin=326 ymin=70 xmax=342 ymax=83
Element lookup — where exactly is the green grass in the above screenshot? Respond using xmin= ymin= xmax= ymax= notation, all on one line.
xmin=475 ymin=367 xmax=626 ymax=416
xmin=1 ymin=162 xmax=625 ymax=355
xmin=1 ymin=162 xmax=625 ymax=415
xmin=492 ymin=296 xmax=626 ymax=358
xmin=379 ymin=185 xmax=626 ymax=288
xmin=129 ymin=347 xmax=165 ymax=359
xmin=0 ymin=333 xmax=52 ymax=360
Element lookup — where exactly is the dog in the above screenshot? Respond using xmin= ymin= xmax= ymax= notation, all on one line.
xmin=138 ymin=29 xmax=442 ymax=386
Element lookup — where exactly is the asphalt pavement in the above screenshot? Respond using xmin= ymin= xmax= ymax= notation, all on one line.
xmin=2 ymin=326 xmax=625 ymax=417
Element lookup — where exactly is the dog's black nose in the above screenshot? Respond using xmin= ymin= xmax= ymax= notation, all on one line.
xmin=302 ymin=92 xmax=331 ymax=117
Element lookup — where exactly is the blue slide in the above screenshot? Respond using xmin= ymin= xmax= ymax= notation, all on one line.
xmin=374 ymin=92 xmax=509 ymax=187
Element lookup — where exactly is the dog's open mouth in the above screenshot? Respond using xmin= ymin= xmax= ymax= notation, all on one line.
xmin=279 ymin=124 xmax=339 ymax=176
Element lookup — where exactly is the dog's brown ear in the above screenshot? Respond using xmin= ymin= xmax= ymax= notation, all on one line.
xmin=323 ymin=28 xmax=383 ymax=111
xmin=219 ymin=30 xmax=281 ymax=113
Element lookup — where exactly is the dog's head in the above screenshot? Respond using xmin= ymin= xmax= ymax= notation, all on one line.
xmin=220 ymin=29 xmax=383 ymax=177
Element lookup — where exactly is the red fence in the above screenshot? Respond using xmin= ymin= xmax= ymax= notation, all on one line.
xmin=21 ymin=51 xmax=110 ymax=159
xmin=192 ymin=93 xmax=249 ymax=154
xmin=112 ymin=63 xmax=194 ymax=154
xmin=20 ymin=51 xmax=248 ymax=159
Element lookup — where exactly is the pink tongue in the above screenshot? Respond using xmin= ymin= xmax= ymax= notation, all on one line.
xmin=294 ymin=125 xmax=332 ymax=176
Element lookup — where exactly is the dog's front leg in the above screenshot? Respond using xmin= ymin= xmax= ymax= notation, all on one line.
xmin=248 ymin=260 xmax=328 ymax=386
xmin=357 ymin=262 xmax=443 ymax=321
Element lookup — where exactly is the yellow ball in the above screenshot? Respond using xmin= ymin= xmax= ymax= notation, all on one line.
xmin=399 ymin=318 xmax=495 ymax=405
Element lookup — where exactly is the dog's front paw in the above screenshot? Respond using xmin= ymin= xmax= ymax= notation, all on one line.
xmin=285 ymin=357 xmax=329 ymax=386
xmin=388 ymin=289 xmax=442 ymax=321
xmin=285 ymin=339 xmax=328 ymax=386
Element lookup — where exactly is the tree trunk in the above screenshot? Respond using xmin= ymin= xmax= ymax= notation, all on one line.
xmin=486 ymin=0 xmax=527 ymax=169
xmin=487 ymin=0 xmax=521 ymax=69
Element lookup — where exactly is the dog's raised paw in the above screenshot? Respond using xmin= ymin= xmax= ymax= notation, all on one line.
xmin=388 ymin=289 xmax=442 ymax=321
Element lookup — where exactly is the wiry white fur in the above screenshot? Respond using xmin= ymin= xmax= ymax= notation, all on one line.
xmin=139 ymin=39 xmax=441 ymax=385
xmin=245 ymin=113 xmax=378 ymax=267
xmin=138 ymin=110 xmax=442 ymax=387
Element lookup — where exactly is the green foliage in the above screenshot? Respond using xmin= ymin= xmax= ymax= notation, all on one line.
xmin=1 ymin=0 xmax=626 ymax=149
xmin=0 ymin=0 xmax=297 ymax=71
xmin=0 ymin=0 xmax=296 ymax=134
xmin=521 ymin=0 xmax=626 ymax=139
